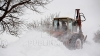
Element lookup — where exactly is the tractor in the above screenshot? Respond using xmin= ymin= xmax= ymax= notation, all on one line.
xmin=51 ymin=9 xmax=87 ymax=50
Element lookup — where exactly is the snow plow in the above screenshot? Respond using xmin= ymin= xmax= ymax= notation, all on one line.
xmin=50 ymin=9 xmax=87 ymax=50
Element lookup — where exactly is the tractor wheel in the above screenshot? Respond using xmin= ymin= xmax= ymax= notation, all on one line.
xmin=75 ymin=39 xmax=82 ymax=49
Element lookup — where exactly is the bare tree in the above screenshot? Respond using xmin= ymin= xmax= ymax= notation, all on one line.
xmin=40 ymin=14 xmax=59 ymax=28
xmin=0 ymin=0 xmax=51 ymax=36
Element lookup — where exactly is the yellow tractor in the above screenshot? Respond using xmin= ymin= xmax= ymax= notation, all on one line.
xmin=51 ymin=9 xmax=87 ymax=50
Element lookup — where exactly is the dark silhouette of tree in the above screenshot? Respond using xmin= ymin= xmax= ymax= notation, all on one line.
xmin=0 ymin=0 xmax=50 ymax=36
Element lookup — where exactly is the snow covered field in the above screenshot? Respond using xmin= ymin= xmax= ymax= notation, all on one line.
xmin=0 ymin=30 xmax=100 ymax=56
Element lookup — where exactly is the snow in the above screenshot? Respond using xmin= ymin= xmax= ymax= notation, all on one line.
xmin=0 ymin=30 xmax=100 ymax=56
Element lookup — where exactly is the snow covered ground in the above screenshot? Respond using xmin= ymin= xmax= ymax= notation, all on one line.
xmin=0 ymin=30 xmax=100 ymax=56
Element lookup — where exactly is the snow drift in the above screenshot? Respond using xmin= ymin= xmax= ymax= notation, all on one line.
xmin=0 ymin=30 xmax=100 ymax=56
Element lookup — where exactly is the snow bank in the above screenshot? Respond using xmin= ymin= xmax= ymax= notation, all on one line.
xmin=0 ymin=33 xmax=19 ymax=48
xmin=0 ymin=30 xmax=100 ymax=56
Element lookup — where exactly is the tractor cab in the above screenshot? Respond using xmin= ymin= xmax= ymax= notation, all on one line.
xmin=53 ymin=17 xmax=77 ymax=33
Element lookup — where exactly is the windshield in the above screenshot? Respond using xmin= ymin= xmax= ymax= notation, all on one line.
xmin=53 ymin=20 xmax=58 ymax=29
xmin=68 ymin=20 xmax=72 ymax=32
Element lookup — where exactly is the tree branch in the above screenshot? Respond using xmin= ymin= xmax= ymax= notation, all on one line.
xmin=0 ymin=0 xmax=11 ymax=22
xmin=8 ymin=0 xmax=30 ymax=13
